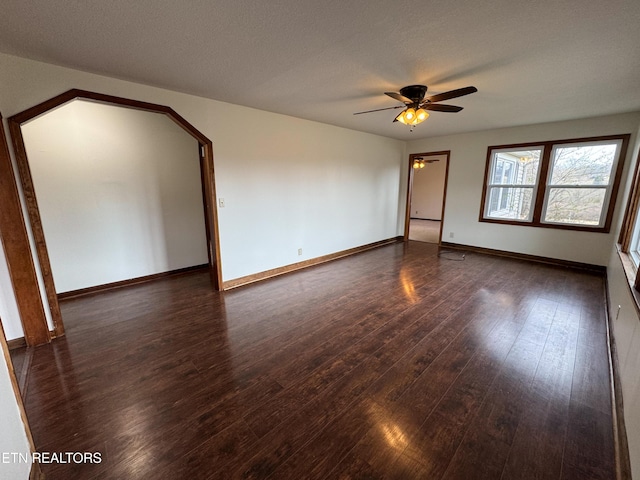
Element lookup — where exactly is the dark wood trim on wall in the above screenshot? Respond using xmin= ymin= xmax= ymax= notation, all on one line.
xmin=200 ymin=142 xmax=224 ymax=288
xmin=440 ymin=241 xmax=605 ymax=273
xmin=532 ymin=143 xmax=553 ymax=223
xmin=58 ymin=264 xmax=209 ymax=300
xmin=7 ymin=89 xmax=224 ymax=345
xmin=0 ymin=115 xmax=51 ymax=346
xmin=7 ymin=120 xmax=64 ymax=339
xmin=223 ymin=237 xmax=403 ymax=289
xmin=403 ymin=155 xmax=416 ymax=240
xmin=7 ymin=337 xmax=27 ymax=350
xmin=404 ymin=151 xmax=451 ymax=243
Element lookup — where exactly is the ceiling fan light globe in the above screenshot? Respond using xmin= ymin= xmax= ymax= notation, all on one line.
xmin=416 ymin=108 xmax=429 ymax=122
xmin=395 ymin=111 xmax=408 ymax=124
xmin=404 ymin=108 xmax=416 ymax=121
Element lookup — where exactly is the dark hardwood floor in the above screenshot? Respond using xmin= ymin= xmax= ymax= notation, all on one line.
xmin=11 ymin=241 xmax=615 ymax=479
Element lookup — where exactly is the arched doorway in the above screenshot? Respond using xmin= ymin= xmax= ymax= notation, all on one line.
xmin=6 ymin=89 xmax=222 ymax=345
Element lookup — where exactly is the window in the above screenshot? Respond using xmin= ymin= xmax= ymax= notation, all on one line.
xmin=484 ymin=148 xmax=542 ymax=222
xmin=480 ymin=135 xmax=629 ymax=232
xmin=629 ymin=219 xmax=640 ymax=267
xmin=617 ymin=144 xmax=640 ymax=296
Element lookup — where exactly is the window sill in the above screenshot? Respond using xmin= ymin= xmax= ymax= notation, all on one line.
xmin=616 ymin=244 xmax=640 ymax=316
xmin=479 ymin=217 xmax=611 ymax=233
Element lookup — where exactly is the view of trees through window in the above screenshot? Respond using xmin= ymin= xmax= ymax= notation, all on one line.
xmin=544 ymin=144 xmax=617 ymax=225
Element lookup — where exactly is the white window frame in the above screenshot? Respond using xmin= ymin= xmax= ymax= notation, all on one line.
xmin=629 ymin=220 xmax=640 ymax=267
xmin=483 ymin=147 xmax=543 ymax=223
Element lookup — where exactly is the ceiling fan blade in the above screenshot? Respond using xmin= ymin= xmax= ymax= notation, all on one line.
xmin=353 ymin=105 xmax=405 ymax=115
xmin=426 ymin=86 xmax=477 ymax=103
xmin=384 ymin=91 xmax=413 ymax=104
xmin=423 ymin=104 xmax=463 ymax=112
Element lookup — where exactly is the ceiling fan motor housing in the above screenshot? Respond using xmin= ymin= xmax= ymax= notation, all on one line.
xmin=399 ymin=85 xmax=428 ymax=103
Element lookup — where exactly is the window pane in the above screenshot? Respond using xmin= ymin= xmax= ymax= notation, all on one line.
xmin=544 ymin=187 xmax=606 ymax=225
xmin=490 ymin=150 xmax=541 ymax=186
xmin=549 ymin=143 xmax=617 ymax=186
xmin=630 ymin=210 xmax=640 ymax=267
xmin=492 ymin=160 xmax=505 ymax=183
xmin=486 ymin=187 xmax=534 ymax=220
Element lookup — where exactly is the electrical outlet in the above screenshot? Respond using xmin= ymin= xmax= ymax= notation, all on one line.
xmin=449 ymin=232 xmax=454 ymax=238
xmin=298 ymin=248 xmax=303 ymax=256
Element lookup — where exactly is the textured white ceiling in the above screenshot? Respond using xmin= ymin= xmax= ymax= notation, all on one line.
xmin=0 ymin=0 xmax=639 ymax=140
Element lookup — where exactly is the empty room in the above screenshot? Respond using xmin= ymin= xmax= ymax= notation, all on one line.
xmin=0 ymin=1 xmax=640 ymax=479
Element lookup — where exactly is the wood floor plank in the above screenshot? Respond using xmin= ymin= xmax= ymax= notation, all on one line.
xmin=571 ymin=328 xmax=613 ymax=414
xmin=386 ymin=309 xmax=539 ymax=479
xmin=498 ymin=306 xmax=582 ymax=480
xmin=500 ymin=391 xmax=570 ymax=480
xmin=9 ymin=242 xmax=616 ymax=480
xmin=561 ymin=402 xmax=615 ymax=480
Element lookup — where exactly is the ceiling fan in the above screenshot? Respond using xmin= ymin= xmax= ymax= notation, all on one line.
xmin=412 ymin=156 xmax=439 ymax=169
xmin=354 ymin=84 xmax=477 ymax=129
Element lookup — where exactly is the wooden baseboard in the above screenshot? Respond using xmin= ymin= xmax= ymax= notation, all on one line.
xmin=439 ymin=242 xmax=605 ymax=273
xmin=604 ymin=271 xmax=633 ymax=480
xmin=7 ymin=337 xmax=26 ymax=350
xmin=57 ymin=264 xmax=209 ymax=300
xmin=223 ymin=237 xmax=404 ymax=290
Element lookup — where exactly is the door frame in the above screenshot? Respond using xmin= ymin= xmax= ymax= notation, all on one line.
xmin=0 ymin=112 xmax=51 ymax=345
xmin=403 ymin=150 xmax=451 ymax=244
xmin=6 ymin=89 xmax=222 ymax=345
xmin=0 ymin=113 xmax=38 ymax=471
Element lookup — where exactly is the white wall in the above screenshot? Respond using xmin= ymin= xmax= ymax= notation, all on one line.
xmin=407 ymin=113 xmax=640 ymax=266
xmin=213 ymin=116 xmax=404 ymax=280
xmin=0 ymin=53 xmax=405 ymax=338
xmin=0 ymin=348 xmax=32 ymax=480
xmin=21 ymin=100 xmax=207 ymax=293
xmin=0 ymin=249 xmax=23 ymax=340
xmin=608 ymin=247 xmax=640 ymax=478
xmin=606 ymin=120 xmax=640 ymax=478
xmin=410 ymin=154 xmax=446 ymax=220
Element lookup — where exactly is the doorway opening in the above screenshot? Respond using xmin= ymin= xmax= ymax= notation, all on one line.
xmin=403 ymin=151 xmax=450 ymax=244
xmin=6 ymin=89 xmax=222 ymax=346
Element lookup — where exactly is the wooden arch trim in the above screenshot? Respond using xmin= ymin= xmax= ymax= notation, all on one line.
xmin=7 ymin=89 xmax=223 ymax=344
xmin=0 ymin=114 xmax=51 ymax=345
